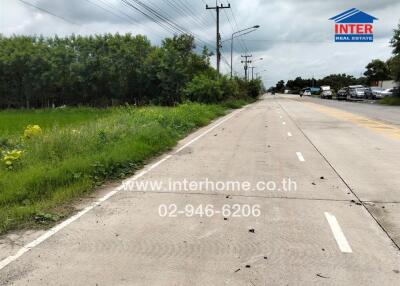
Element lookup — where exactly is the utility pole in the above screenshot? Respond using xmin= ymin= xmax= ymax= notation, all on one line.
xmin=250 ymin=67 xmax=256 ymax=80
xmin=206 ymin=2 xmax=231 ymax=75
xmin=241 ymin=55 xmax=252 ymax=81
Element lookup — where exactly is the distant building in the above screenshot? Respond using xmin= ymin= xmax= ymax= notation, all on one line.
xmin=370 ymin=80 xmax=399 ymax=89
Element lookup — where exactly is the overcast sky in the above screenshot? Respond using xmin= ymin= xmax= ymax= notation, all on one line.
xmin=1 ymin=0 xmax=400 ymax=86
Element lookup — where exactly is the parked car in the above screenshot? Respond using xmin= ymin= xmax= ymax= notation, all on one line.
xmin=303 ymin=90 xmax=311 ymax=96
xmin=378 ymin=88 xmax=394 ymax=97
xmin=336 ymin=88 xmax=348 ymax=100
xmin=364 ymin=87 xmax=373 ymax=99
xmin=320 ymin=86 xmax=332 ymax=99
xmin=349 ymin=85 xmax=366 ymax=99
xmin=367 ymin=87 xmax=384 ymax=99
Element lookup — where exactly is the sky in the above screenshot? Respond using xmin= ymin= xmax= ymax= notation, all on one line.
xmin=1 ymin=0 xmax=400 ymax=87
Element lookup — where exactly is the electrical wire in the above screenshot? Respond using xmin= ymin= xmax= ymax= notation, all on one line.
xmin=122 ymin=0 xmax=215 ymax=48
xmin=16 ymin=0 xmax=80 ymax=26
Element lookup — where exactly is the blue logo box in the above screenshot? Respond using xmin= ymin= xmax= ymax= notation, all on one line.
xmin=335 ymin=34 xmax=374 ymax=42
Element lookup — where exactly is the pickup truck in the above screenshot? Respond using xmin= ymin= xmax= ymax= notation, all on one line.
xmin=320 ymin=86 xmax=333 ymax=99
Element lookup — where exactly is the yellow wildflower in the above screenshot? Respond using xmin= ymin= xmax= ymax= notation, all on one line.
xmin=24 ymin=125 xmax=43 ymax=139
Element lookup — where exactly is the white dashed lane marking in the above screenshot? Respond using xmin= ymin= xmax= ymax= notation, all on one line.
xmin=296 ymin=152 xmax=305 ymax=162
xmin=324 ymin=212 xmax=353 ymax=253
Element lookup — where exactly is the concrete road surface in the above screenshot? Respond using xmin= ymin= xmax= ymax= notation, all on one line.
xmin=1 ymin=94 xmax=400 ymax=285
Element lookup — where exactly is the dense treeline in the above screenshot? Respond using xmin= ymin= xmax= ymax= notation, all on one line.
xmin=0 ymin=34 xmax=262 ymax=108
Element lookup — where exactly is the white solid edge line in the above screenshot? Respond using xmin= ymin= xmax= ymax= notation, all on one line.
xmin=296 ymin=152 xmax=305 ymax=162
xmin=0 ymin=107 xmax=245 ymax=271
xmin=174 ymin=108 xmax=243 ymax=154
xmin=287 ymin=132 xmax=292 ymax=137
xmin=324 ymin=212 xmax=353 ymax=253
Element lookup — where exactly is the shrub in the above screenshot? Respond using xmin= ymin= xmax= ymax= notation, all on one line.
xmin=183 ymin=74 xmax=223 ymax=103
xmin=220 ymin=76 xmax=240 ymax=99
xmin=184 ymin=74 xmax=263 ymax=104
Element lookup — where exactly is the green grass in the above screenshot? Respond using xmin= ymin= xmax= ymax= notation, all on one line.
xmin=0 ymin=107 xmax=112 ymax=138
xmin=379 ymin=96 xmax=400 ymax=106
xmin=0 ymin=101 xmax=249 ymax=234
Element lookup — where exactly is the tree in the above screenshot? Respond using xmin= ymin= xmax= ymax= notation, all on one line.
xmin=275 ymin=80 xmax=285 ymax=92
xmin=364 ymin=59 xmax=390 ymax=84
xmin=389 ymin=22 xmax=400 ymax=82
xmin=387 ymin=55 xmax=400 ymax=82
xmin=390 ymin=22 xmax=400 ymax=55
xmin=0 ymin=33 xmax=258 ymax=108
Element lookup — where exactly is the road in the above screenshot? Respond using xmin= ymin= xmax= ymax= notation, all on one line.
xmin=1 ymin=94 xmax=400 ymax=285
xmin=298 ymin=95 xmax=400 ymax=126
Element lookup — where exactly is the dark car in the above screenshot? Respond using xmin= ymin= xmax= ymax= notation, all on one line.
xmin=364 ymin=87 xmax=373 ymax=99
xmin=336 ymin=88 xmax=348 ymax=100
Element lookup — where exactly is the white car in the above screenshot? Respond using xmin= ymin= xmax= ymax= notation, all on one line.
xmin=376 ymin=88 xmax=393 ymax=98
xmin=303 ymin=90 xmax=311 ymax=96
xmin=378 ymin=88 xmax=394 ymax=97
xmin=350 ymin=87 xmax=366 ymax=98
xmin=371 ymin=87 xmax=384 ymax=99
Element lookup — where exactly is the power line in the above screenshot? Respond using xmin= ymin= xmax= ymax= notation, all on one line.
xmin=84 ymin=0 xmax=166 ymax=40
xmin=16 ymin=0 xmax=80 ymax=26
xmin=201 ymin=0 xmax=216 ymax=21
xmin=224 ymin=0 xmax=248 ymax=53
xmin=221 ymin=5 xmax=245 ymax=54
xmin=163 ymin=0 xmax=212 ymax=37
xmin=182 ymin=0 xmax=214 ymax=27
xmin=174 ymin=0 xmax=207 ymax=27
xmin=121 ymin=0 xmax=215 ymax=49
xmin=84 ymin=0 xmax=133 ymax=25
xmin=121 ymin=0 xmax=178 ymax=35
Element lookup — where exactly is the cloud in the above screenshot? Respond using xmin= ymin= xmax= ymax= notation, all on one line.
xmin=1 ymin=0 xmax=399 ymax=86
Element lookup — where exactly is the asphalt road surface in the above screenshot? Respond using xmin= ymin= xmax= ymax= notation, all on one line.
xmin=1 ymin=94 xmax=399 ymax=285
xmin=298 ymin=95 xmax=400 ymax=126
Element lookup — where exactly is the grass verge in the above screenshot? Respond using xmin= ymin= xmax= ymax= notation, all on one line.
xmin=0 ymin=107 xmax=112 ymax=137
xmin=379 ymin=96 xmax=400 ymax=106
xmin=0 ymin=100 xmax=250 ymax=234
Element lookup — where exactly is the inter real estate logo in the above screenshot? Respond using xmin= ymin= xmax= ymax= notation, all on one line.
xmin=329 ymin=8 xmax=378 ymax=42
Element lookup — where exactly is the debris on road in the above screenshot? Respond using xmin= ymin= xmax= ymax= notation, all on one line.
xmin=350 ymin=200 xmax=362 ymax=206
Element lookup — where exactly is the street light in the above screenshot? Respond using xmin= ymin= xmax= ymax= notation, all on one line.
xmin=230 ymin=25 xmax=260 ymax=78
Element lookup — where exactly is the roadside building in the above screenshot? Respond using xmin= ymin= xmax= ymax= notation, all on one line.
xmin=370 ymin=80 xmax=399 ymax=88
